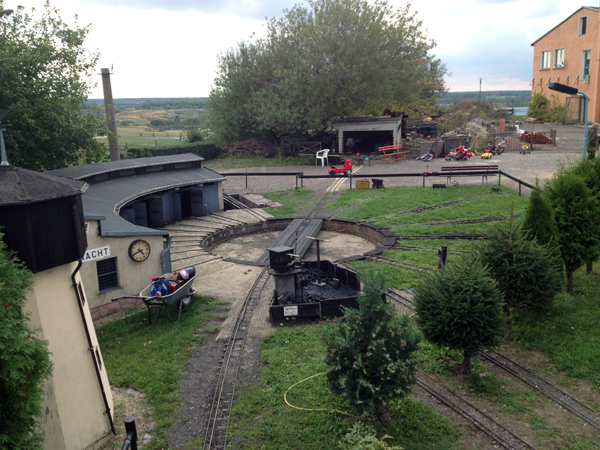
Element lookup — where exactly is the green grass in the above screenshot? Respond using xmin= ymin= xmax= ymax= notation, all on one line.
xmin=263 ymin=187 xmax=318 ymax=217
xmin=97 ymin=126 xmax=187 ymax=148
xmin=97 ymin=295 xmax=219 ymax=449
xmin=515 ymin=269 xmax=600 ymax=391
xmin=230 ymin=324 xmax=462 ymax=449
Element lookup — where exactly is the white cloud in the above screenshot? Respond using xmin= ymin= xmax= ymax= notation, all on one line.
xmin=10 ymin=0 xmax=593 ymax=97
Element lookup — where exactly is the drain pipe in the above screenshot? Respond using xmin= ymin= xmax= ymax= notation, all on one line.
xmin=71 ymin=259 xmax=116 ymax=435
xmin=161 ymin=234 xmax=172 ymax=273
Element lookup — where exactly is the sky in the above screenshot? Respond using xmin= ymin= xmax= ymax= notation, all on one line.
xmin=7 ymin=0 xmax=598 ymax=98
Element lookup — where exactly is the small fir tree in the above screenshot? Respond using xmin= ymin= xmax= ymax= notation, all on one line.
xmin=323 ymin=273 xmax=421 ymax=422
xmin=414 ymin=255 xmax=504 ymax=373
xmin=521 ymin=186 xmax=560 ymax=250
xmin=477 ymin=205 xmax=564 ymax=340
xmin=0 ymin=237 xmax=53 ymax=450
xmin=547 ymin=171 xmax=600 ymax=293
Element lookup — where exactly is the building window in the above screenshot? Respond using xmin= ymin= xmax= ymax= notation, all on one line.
xmin=97 ymin=257 xmax=119 ymax=292
xmin=579 ymin=16 xmax=587 ymax=36
xmin=554 ymin=48 xmax=564 ymax=68
xmin=540 ymin=50 xmax=551 ymax=70
xmin=582 ymin=49 xmax=591 ymax=81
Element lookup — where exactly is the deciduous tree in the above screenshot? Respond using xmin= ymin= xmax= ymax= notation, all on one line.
xmin=209 ymin=0 xmax=446 ymax=145
xmin=0 ymin=1 xmax=106 ymax=170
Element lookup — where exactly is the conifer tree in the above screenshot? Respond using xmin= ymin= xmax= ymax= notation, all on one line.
xmin=414 ymin=255 xmax=504 ymax=373
xmin=323 ymin=273 xmax=420 ymax=421
xmin=477 ymin=205 xmax=564 ymax=340
xmin=547 ymin=171 xmax=600 ymax=292
xmin=572 ymin=158 xmax=600 ymax=273
xmin=521 ymin=186 xmax=560 ymax=250
xmin=0 ymin=236 xmax=52 ymax=450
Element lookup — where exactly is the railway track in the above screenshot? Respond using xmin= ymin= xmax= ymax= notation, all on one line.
xmin=367 ymin=255 xmax=431 ymax=273
xmin=395 ymin=233 xmax=487 ymax=240
xmin=203 ymin=267 xmax=270 ymax=449
xmin=417 ymin=371 xmax=537 ymax=450
xmin=386 ymin=290 xmax=600 ymax=433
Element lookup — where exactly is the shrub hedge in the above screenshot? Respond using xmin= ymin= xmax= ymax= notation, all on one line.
xmin=122 ymin=141 xmax=221 ymax=160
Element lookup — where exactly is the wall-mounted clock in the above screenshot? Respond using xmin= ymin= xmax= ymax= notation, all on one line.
xmin=128 ymin=239 xmax=151 ymax=262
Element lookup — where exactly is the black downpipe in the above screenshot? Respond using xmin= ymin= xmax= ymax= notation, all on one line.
xmin=71 ymin=259 xmax=117 ymax=435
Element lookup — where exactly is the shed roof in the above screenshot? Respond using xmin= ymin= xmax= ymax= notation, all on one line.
xmin=0 ymin=165 xmax=87 ymax=206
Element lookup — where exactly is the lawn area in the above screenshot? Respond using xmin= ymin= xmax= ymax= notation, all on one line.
xmin=97 ymin=126 xmax=187 ymax=148
xmin=230 ymin=324 xmax=462 ymax=450
xmin=95 ymin=184 xmax=600 ymax=450
xmin=97 ymin=295 xmax=225 ymax=450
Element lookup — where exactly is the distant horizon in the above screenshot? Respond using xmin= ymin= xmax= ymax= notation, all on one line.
xmin=88 ymin=90 xmax=532 ymax=102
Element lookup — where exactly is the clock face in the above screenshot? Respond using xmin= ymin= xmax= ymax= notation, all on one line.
xmin=128 ymin=239 xmax=151 ymax=262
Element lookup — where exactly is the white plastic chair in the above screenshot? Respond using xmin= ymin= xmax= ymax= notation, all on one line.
xmin=315 ymin=149 xmax=330 ymax=166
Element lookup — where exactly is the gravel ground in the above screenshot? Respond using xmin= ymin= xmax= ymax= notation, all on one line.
xmin=209 ymin=125 xmax=586 ymax=197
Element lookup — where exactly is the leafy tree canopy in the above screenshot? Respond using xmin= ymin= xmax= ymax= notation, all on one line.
xmin=209 ymin=0 xmax=446 ymax=145
xmin=0 ymin=1 xmax=106 ymax=170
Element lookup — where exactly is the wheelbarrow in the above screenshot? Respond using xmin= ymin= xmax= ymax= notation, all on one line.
xmin=112 ymin=272 xmax=196 ymax=324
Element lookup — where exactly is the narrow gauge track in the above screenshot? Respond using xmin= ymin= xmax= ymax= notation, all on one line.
xmin=203 ymin=267 xmax=270 ymax=450
xmin=367 ymin=255 xmax=431 ymax=273
xmin=386 ymin=290 xmax=600 ymax=433
xmin=423 ymin=216 xmax=504 ymax=226
xmin=203 ymin=177 xmax=343 ymax=448
xmin=395 ymin=233 xmax=486 ymax=240
xmin=417 ymin=371 xmax=537 ymax=450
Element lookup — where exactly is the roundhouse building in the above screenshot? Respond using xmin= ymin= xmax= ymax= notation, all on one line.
xmin=51 ymin=154 xmax=225 ymax=315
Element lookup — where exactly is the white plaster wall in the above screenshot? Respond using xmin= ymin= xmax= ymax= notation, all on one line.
xmin=81 ymin=220 xmax=166 ymax=309
xmin=25 ymin=262 xmax=113 ymax=450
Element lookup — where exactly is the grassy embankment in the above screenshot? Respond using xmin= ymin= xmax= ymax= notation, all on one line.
xmin=97 ymin=185 xmax=600 ymax=449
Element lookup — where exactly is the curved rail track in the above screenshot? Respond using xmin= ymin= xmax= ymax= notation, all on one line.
xmin=203 ymin=267 xmax=270 ymax=449
xmin=386 ymin=289 xmax=600 ymax=434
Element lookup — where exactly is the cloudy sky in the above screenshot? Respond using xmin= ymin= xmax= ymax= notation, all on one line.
xmin=8 ymin=0 xmax=596 ymax=98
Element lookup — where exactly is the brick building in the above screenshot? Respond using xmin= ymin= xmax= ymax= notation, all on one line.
xmin=531 ymin=6 xmax=600 ymax=123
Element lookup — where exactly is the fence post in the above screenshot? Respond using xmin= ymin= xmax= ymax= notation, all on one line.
xmin=122 ymin=416 xmax=138 ymax=450
xmin=498 ymin=170 xmax=502 ymax=186
xmin=349 ymin=173 xmax=352 ymax=189
xmin=301 ymin=172 xmax=304 ymax=188
xmin=295 ymin=174 xmax=298 ymax=190
xmin=519 ymin=180 xmax=522 ymax=196
xmin=245 ymin=172 xmax=248 ymax=189
xmin=423 ymin=173 xmax=426 ymax=187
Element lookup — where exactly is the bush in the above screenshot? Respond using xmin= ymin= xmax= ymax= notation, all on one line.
xmin=414 ymin=255 xmax=504 ymax=373
xmin=0 ymin=237 xmax=52 ymax=450
xmin=323 ymin=272 xmax=421 ymax=421
xmin=122 ymin=141 xmax=221 ymax=160
xmin=338 ymin=422 xmax=403 ymax=450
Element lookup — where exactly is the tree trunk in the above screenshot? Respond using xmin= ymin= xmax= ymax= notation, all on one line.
xmin=374 ymin=403 xmax=384 ymax=425
xmin=504 ymin=317 xmax=513 ymax=342
xmin=503 ymin=305 xmax=512 ymax=341
xmin=462 ymin=352 xmax=471 ymax=374
xmin=586 ymin=262 xmax=593 ymax=274
xmin=566 ymin=268 xmax=573 ymax=294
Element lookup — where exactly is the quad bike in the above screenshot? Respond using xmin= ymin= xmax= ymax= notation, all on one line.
xmin=328 ymin=158 xmax=353 ymax=176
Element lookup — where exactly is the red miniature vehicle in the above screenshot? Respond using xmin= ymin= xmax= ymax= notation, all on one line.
xmin=328 ymin=158 xmax=353 ymax=176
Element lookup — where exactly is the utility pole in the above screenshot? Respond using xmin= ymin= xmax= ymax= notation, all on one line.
xmin=479 ymin=78 xmax=482 ymax=102
xmin=100 ymin=68 xmax=119 ymax=161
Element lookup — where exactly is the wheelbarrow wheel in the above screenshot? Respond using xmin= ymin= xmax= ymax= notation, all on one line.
xmin=179 ymin=294 xmax=194 ymax=309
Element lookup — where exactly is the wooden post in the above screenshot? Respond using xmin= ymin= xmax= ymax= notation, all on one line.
xmin=100 ymin=68 xmax=119 ymax=161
